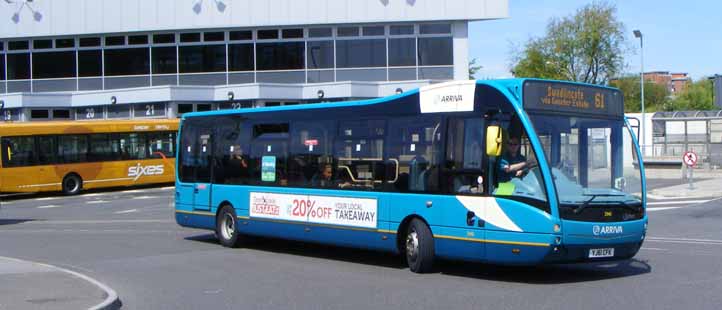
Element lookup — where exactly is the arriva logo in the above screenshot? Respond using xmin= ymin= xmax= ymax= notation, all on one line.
xmin=128 ymin=163 xmax=165 ymax=181
xmin=593 ymin=225 xmax=623 ymax=236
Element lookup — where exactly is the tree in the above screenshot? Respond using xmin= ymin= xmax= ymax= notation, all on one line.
xmin=468 ymin=58 xmax=482 ymax=79
xmin=666 ymin=78 xmax=715 ymax=111
xmin=511 ymin=2 xmax=626 ymax=85
xmin=609 ymin=76 xmax=669 ymax=112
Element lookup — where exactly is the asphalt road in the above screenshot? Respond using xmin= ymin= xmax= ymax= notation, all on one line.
xmin=1 ymin=187 xmax=721 ymax=310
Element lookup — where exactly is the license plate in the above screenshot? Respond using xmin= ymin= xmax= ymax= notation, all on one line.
xmin=589 ymin=248 xmax=614 ymax=258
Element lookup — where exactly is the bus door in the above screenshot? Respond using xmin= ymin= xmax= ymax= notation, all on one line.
xmin=193 ymin=129 xmax=213 ymax=211
xmin=178 ymin=120 xmax=213 ymax=211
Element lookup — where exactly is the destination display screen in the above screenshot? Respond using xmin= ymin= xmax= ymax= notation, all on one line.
xmin=522 ymin=80 xmax=624 ymax=118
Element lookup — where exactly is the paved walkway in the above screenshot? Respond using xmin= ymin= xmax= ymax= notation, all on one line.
xmin=0 ymin=256 xmax=119 ymax=310
xmin=648 ymin=177 xmax=722 ymax=199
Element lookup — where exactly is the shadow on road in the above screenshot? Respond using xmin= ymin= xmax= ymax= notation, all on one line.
xmin=437 ymin=259 xmax=652 ymax=284
xmin=0 ymin=218 xmax=35 ymax=226
xmin=184 ymin=232 xmax=652 ymax=283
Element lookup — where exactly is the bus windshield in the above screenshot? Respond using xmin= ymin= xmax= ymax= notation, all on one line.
xmin=528 ymin=114 xmax=643 ymax=207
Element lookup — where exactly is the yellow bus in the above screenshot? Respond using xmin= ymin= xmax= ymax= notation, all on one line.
xmin=0 ymin=119 xmax=178 ymax=195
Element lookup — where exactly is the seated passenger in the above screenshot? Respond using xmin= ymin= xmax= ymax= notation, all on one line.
xmin=497 ymin=136 xmax=534 ymax=182
xmin=311 ymin=164 xmax=339 ymax=188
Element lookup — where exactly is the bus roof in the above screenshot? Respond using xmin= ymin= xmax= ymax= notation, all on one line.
xmin=181 ymin=79 xmax=622 ymax=120
xmin=0 ymin=119 xmax=179 ymax=136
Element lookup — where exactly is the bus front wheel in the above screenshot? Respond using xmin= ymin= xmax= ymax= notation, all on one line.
xmin=405 ymin=219 xmax=435 ymax=273
xmin=216 ymin=205 xmax=243 ymax=248
xmin=62 ymin=174 xmax=83 ymax=195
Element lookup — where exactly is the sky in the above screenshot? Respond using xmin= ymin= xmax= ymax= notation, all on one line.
xmin=468 ymin=0 xmax=722 ymax=80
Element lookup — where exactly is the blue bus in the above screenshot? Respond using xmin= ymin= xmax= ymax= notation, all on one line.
xmin=175 ymin=79 xmax=647 ymax=273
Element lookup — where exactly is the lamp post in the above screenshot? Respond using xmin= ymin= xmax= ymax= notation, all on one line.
xmin=633 ymin=29 xmax=645 ymax=156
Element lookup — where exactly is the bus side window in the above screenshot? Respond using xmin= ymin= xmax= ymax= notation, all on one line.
xmin=336 ymin=119 xmax=386 ymax=190
xmin=249 ymin=123 xmax=289 ymax=186
xmin=387 ymin=116 xmax=441 ymax=193
xmin=213 ymin=116 xmax=249 ymax=185
xmin=289 ymin=120 xmax=335 ymax=187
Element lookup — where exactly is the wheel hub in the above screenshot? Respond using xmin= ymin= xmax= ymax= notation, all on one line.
xmin=406 ymin=230 xmax=419 ymax=261
xmin=221 ymin=213 xmax=235 ymax=240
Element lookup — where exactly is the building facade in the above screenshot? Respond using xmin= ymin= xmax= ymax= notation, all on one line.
xmin=0 ymin=0 xmax=508 ymax=122
xmin=643 ymin=71 xmax=691 ymax=95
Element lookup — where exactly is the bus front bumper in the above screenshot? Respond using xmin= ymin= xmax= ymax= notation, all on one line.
xmin=542 ymin=241 xmax=644 ymax=263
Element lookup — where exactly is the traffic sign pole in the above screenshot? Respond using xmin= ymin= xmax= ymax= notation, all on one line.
xmin=683 ymin=151 xmax=697 ymax=190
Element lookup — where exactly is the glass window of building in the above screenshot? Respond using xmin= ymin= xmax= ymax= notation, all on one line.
xmin=7 ymin=53 xmax=30 ymax=79
xmin=52 ymin=109 xmax=71 ymax=119
xmin=229 ymin=43 xmax=254 ymax=71
xmin=128 ymin=35 xmax=148 ymax=45
xmin=336 ymin=39 xmax=386 ymax=68
xmin=0 ymin=56 xmax=5 ymax=80
xmin=337 ymin=27 xmax=359 ymax=37
xmin=31 ymin=109 xmax=49 ymax=119
xmin=308 ymin=28 xmax=332 ymax=38
xmin=390 ymin=25 xmax=414 ymax=35
xmin=105 ymin=36 xmax=125 ymax=46
xmin=203 ymin=32 xmax=224 ymax=42
xmin=153 ymin=34 xmax=175 ymax=44
xmin=152 ymin=46 xmax=178 ymax=74
xmin=229 ymin=30 xmax=252 ymax=41
xmin=79 ymin=37 xmax=101 ymax=47
xmin=282 ymin=29 xmax=303 ymax=39
xmin=256 ymin=42 xmax=304 ymax=70
xmin=362 ymin=26 xmax=385 ymax=36
xmin=180 ymin=33 xmax=201 ymax=43
xmin=307 ymin=41 xmax=333 ymax=69
xmin=55 ymin=38 xmax=75 ymax=48
xmin=388 ymin=38 xmax=415 ymax=66
xmin=78 ymin=50 xmax=102 ymax=77
xmin=104 ymin=48 xmax=150 ymax=76
xmin=418 ymin=37 xmax=453 ymax=66
xmin=179 ymin=45 xmax=226 ymax=73
xmin=8 ymin=40 xmax=29 ymax=50
xmin=33 ymin=39 xmax=52 ymax=49
xmin=32 ymin=51 xmax=77 ymax=78
xmin=257 ymin=29 xmax=279 ymax=40
xmin=420 ymin=24 xmax=452 ymax=34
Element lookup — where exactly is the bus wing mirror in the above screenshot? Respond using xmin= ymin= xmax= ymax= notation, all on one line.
xmin=486 ymin=125 xmax=503 ymax=157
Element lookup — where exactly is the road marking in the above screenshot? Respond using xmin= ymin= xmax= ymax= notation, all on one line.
xmin=647 ymin=237 xmax=722 ymax=245
xmin=87 ymin=200 xmax=108 ymax=204
xmin=159 ymin=186 xmax=175 ymax=190
xmin=132 ymin=195 xmax=158 ymax=200
xmin=36 ymin=205 xmax=62 ymax=209
xmin=114 ymin=209 xmax=138 ymax=214
xmin=82 ymin=193 xmax=105 ymax=197
xmin=647 ymin=207 xmax=682 ymax=212
xmin=640 ymin=247 xmax=669 ymax=251
xmin=647 ymin=199 xmax=710 ymax=206
xmin=36 ymin=197 xmax=58 ymax=201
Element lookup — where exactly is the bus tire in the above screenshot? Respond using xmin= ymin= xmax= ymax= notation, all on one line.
xmin=62 ymin=174 xmax=83 ymax=195
xmin=405 ymin=218 xmax=435 ymax=273
xmin=216 ymin=205 xmax=243 ymax=248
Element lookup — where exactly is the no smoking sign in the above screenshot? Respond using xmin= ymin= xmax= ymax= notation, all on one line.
xmin=683 ymin=151 xmax=698 ymax=167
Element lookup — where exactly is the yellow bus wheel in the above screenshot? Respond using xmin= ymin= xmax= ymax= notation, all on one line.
xmin=62 ymin=174 xmax=83 ymax=195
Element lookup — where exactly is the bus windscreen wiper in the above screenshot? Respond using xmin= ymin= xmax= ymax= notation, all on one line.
xmin=575 ymin=194 xmax=637 ymax=214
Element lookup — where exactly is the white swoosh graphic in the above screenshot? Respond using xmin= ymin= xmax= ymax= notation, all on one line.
xmin=456 ymin=196 xmax=522 ymax=232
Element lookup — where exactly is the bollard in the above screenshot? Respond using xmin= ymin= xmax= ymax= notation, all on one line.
xmin=688 ymin=165 xmax=695 ymax=190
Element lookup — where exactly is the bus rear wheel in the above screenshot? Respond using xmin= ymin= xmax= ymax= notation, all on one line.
xmin=216 ymin=205 xmax=244 ymax=248
xmin=405 ymin=219 xmax=435 ymax=273
xmin=62 ymin=174 xmax=82 ymax=195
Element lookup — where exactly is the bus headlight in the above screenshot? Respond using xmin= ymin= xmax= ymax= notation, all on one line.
xmin=555 ymin=236 xmax=562 ymax=244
